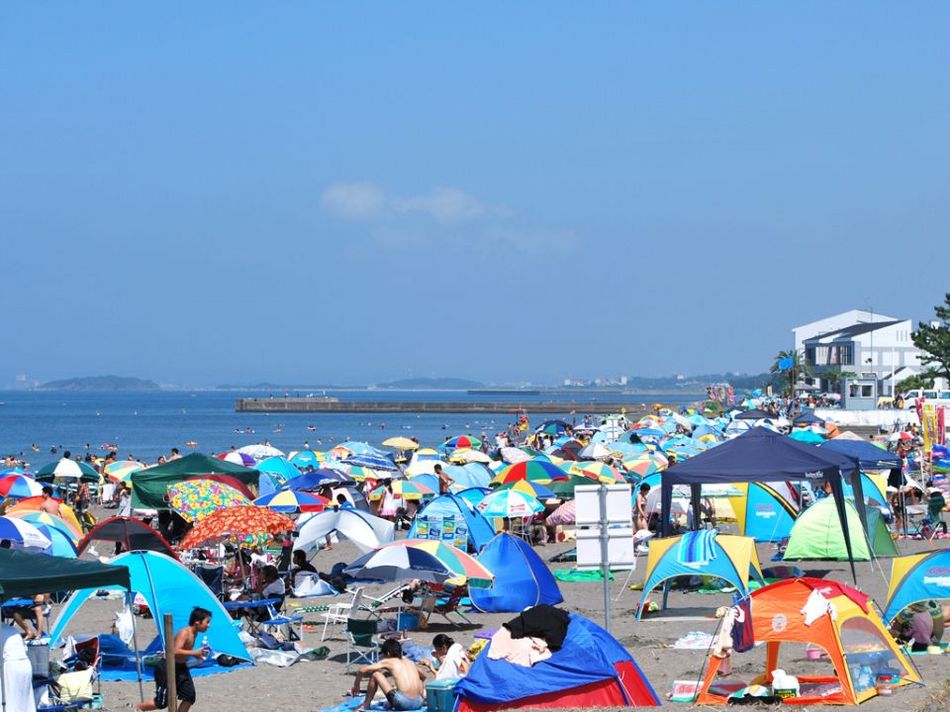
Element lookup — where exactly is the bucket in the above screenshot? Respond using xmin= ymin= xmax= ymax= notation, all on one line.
xmin=26 ymin=639 xmax=50 ymax=677
xmin=397 ymin=612 xmax=419 ymax=631
xmin=426 ymin=678 xmax=460 ymax=712
xmin=805 ymin=645 xmax=826 ymax=661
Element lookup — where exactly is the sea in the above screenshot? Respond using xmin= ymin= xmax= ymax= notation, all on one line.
xmin=0 ymin=389 xmax=701 ymax=465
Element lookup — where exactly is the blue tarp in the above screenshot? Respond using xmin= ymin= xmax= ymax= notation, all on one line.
xmin=407 ymin=494 xmax=495 ymax=552
xmin=455 ymin=612 xmax=659 ymax=707
xmin=51 ymin=551 xmax=251 ymax=661
xmin=471 ymin=534 xmax=563 ymax=612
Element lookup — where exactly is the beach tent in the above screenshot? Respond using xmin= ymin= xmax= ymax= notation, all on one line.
xmin=131 ymin=453 xmax=259 ymax=509
xmin=882 ymin=550 xmax=950 ymax=623
xmin=636 ymin=533 xmax=764 ymax=619
xmin=52 ymin=550 xmax=250 ymax=661
xmin=407 ymin=493 xmax=495 ymax=552
xmin=788 ymin=429 xmax=824 ymax=444
xmin=783 ymin=497 xmax=896 ymax=562
xmin=295 ymin=508 xmax=394 ymax=554
xmin=76 ymin=516 xmax=177 ymax=559
xmin=455 ymin=611 xmax=660 ymax=711
xmin=470 ymin=534 xmax=563 ymax=612
xmin=725 ymin=483 xmax=798 ymax=542
xmin=792 ymin=410 xmax=825 ymax=426
xmin=696 ymin=577 xmax=920 ymax=705
xmin=661 ymin=427 xmax=865 ymax=581
xmin=734 ymin=408 xmax=772 ymax=420
xmin=37 ymin=524 xmax=79 ymax=558
xmin=820 ymin=438 xmax=903 ymax=489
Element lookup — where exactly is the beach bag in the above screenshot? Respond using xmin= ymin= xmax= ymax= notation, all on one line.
xmin=56 ymin=669 xmax=95 ymax=702
xmin=215 ymin=654 xmax=242 ymax=667
xmin=730 ymin=595 xmax=754 ymax=653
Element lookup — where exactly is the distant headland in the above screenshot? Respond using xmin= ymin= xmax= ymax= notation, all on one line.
xmin=37 ymin=375 xmax=161 ymax=391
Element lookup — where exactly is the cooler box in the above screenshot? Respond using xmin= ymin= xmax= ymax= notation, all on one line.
xmin=397 ymin=611 xmax=419 ymax=631
xmin=426 ymin=677 xmax=460 ymax=712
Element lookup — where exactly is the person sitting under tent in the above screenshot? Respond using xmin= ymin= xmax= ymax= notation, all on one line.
xmin=419 ymin=633 xmax=470 ymax=679
xmin=350 ymin=638 xmax=426 ymax=711
xmin=890 ymin=600 xmax=945 ymax=652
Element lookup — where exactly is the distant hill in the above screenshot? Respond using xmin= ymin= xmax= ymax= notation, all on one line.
xmin=38 ymin=375 xmax=160 ymax=391
xmin=376 ymin=377 xmax=484 ymax=389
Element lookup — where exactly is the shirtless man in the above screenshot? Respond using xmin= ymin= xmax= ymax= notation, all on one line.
xmin=135 ymin=607 xmax=212 ymax=712
xmin=39 ymin=487 xmax=61 ymax=516
xmin=350 ymin=638 xmax=425 ymax=711
xmin=635 ymin=483 xmax=650 ymax=531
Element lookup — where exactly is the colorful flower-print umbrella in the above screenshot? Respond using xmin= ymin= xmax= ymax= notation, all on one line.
xmin=443 ymin=435 xmax=482 ymax=450
xmin=491 ymin=460 xmax=569 ymax=486
xmin=0 ymin=473 xmax=44 ymax=499
xmin=476 ymin=489 xmax=543 ymax=519
xmin=167 ymin=479 xmax=251 ymax=523
xmin=578 ymin=462 xmax=624 ymax=484
xmin=180 ymin=505 xmax=295 ymax=550
xmin=103 ymin=461 xmax=145 ymax=484
xmin=217 ymin=451 xmax=256 ymax=467
xmin=368 ymin=480 xmax=434 ymax=501
xmin=254 ymin=489 xmax=329 ymax=513
xmin=344 ymin=539 xmax=494 ymax=588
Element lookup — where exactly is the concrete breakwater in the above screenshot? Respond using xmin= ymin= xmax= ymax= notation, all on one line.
xmin=235 ymin=398 xmax=664 ymax=415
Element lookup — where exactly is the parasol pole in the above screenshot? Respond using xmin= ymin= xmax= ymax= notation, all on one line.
xmin=127 ymin=590 xmax=145 ymax=704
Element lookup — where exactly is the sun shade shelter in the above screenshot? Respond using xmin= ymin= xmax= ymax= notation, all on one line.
xmin=295 ymin=508 xmax=395 ymax=554
xmin=76 ymin=516 xmax=178 ymax=559
xmin=782 ymin=497 xmax=897 ymax=561
xmin=696 ymin=577 xmax=920 ymax=705
xmin=407 ymin=493 xmax=495 ymax=552
xmin=636 ymin=533 xmax=764 ymax=620
xmin=820 ymin=438 xmax=904 ymax=489
xmin=470 ymin=533 xmax=564 ymax=612
xmin=131 ymin=453 xmax=259 ymax=509
xmin=725 ymin=483 xmax=798 ymax=542
xmin=661 ymin=427 xmax=866 ymax=581
xmin=455 ymin=611 xmax=660 ymax=710
xmin=882 ymin=550 xmax=950 ymax=624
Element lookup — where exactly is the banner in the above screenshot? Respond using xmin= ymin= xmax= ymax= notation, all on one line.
xmin=921 ymin=403 xmax=937 ymax=454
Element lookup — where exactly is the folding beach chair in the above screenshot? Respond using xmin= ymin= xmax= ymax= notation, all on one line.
xmin=194 ymin=565 xmax=225 ymax=601
xmin=360 ymin=583 xmax=414 ymax=618
xmin=321 ymin=587 xmax=364 ymax=641
xmin=260 ymin=596 xmax=303 ymax=642
xmin=346 ymin=617 xmax=382 ymax=670
xmin=421 ymin=586 xmax=471 ymax=627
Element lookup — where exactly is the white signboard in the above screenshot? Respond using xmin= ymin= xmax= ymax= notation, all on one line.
xmin=575 ymin=484 xmax=634 ymax=570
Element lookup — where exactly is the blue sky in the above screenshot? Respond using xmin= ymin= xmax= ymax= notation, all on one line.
xmin=2 ymin=3 xmax=948 ymax=386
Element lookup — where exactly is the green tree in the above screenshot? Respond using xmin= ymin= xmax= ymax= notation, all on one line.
xmin=822 ymin=367 xmax=856 ymax=391
xmin=895 ymin=370 xmax=937 ymax=394
xmin=769 ymin=349 xmax=812 ymax=394
xmin=912 ymin=293 xmax=950 ymax=383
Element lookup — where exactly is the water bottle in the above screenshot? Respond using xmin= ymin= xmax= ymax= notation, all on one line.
xmin=200 ymin=635 xmax=211 ymax=659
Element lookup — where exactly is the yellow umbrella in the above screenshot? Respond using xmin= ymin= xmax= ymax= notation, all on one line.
xmin=382 ymin=437 xmax=419 ymax=450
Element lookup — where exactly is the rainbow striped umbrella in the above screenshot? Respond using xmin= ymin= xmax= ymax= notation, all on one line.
xmin=103 ymin=461 xmax=145 ymax=484
xmin=343 ymin=465 xmax=380 ymax=481
xmin=345 ymin=539 xmax=493 ymax=587
xmin=254 ymin=489 xmax=329 ymax=513
xmin=579 ymin=461 xmax=624 ymax=484
xmin=368 ymin=480 xmax=434 ymax=501
xmin=491 ymin=460 xmax=569 ymax=486
xmin=443 ymin=435 xmax=482 ymax=450
xmin=496 ymin=479 xmax=556 ymax=500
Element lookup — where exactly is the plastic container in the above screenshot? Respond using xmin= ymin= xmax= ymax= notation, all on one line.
xmin=26 ymin=639 xmax=50 ymax=677
xmin=774 ymin=688 xmax=798 ymax=700
xmin=426 ymin=678 xmax=460 ymax=712
xmin=805 ymin=645 xmax=826 ymax=661
xmin=397 ymin=611 xmax=420 ymax=631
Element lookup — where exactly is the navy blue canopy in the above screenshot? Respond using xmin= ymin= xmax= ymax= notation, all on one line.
xmin=661 ymin=427 xmax=865 ymax=581
xmin=819 ymin=438 xmax=903 ymax=488
xmin=735 ymin=408 xmax=773 ymax=420
xmin=792 ymin=410 xmax=825 ymax=426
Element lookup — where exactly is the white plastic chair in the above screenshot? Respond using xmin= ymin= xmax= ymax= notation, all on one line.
xmin=320 ymin=587 xmax=364 ymax=641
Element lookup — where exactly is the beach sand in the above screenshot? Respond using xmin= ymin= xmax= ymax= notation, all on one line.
xmin=65 ymin=532 xmax=946 ymax=712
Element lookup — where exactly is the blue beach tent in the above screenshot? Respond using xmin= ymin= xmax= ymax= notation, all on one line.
xmin=729 ymin=482 xmax=798 ymax=542
xmin=455 ymin=611 xmax=661 ymax=710
xmin=407 ymin=493 xmax=495 ymax=552
xmin=51 ymin=551 xmax=251 ymax=661
xmin=471 ymin=534 xmax=563 ymax=612
xmin=882 ymin=550 xmax=950 ymax=624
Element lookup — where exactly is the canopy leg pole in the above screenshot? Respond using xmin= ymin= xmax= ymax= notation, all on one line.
xmin=127 ymin=591 xmax=145 ymax=704
xmin=661 ymin=580 xmax=671 ymax=611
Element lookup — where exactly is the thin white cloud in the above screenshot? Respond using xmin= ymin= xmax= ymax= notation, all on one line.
xmin=394 ymin=187 xmax=509 ymax=224
xmin=321 ymin=182 xmax=505 ymax=224
xmin=320 ymin=182 xmax=386 ymax=221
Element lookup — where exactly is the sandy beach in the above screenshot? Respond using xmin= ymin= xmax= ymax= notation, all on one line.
xmin=61 ymin=524 xmax=946 ymax=712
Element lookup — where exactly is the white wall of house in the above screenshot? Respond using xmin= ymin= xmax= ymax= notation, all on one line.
xmin=792 ymin=309 xmax=896 ymax=352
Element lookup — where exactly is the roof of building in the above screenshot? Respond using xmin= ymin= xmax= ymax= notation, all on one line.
xmin=804 ymin=319 xmax=903 ymax=343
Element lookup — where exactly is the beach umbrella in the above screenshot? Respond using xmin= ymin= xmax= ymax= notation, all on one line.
xmin=455 ymin=487 xmax=491 ymax=507
xmin=579 ymin=462 xmax=624 ymax=484
xmin=284 ymin=469 xmax=355 ymax=491
xmin=368 ymin=480 xmax=434 ymax=501
xmin=337 ymin=441 xmax=386 ymax=456
xmin=496 ymin=480 xmax=556 ymax=500
xmin=255 ymin=457 xmax=301 ymax=485
xmin=254 ymin=489 xmax=329 ymax=513
xmin=443 ymin=435 xmax=482 ymax=450
xmin=491 ymin=460 xmax=568 ymax=486
xmin=0 ymin=516 xmax=52 ymax=549
xmin=578 ymin=442 xmax=616 ymax=460
xmin=405 ymin=458 xmax=449 ymax=477
xmin=35 ymin=459 xmax=99 ymax=482
xmin=534 ymin=419 xmax=573 ymax=436
xmin=0 ymin=473 xmax=44 ymax=499
xmin=35 ymin=524 xmax=78 ymax=558
xmin=6 ymin=510 xmax=81 ymax=542
xmin=414 ymin=448 xmax=441 ymax=461
xmin=180 ymin=505 xmax=295 ymax=550
xmin=549 ymin=475 xmax=602 ymax=498
xmin=344 ymin=539 xmax=493 ymax=587
xmin=343 ymin=453 xmax=399 ymax=472
xmin=342 ymin=465 xmax=382 ymax=481
xmin=237 ymin=443 xmax=285 ymax=459
xmin=545 ymin=500 xmax=576 ymax=526
xmin=288 ymin=450 xmax=326 ymax=468
xmin=449 ymin=448 xmax=492 ymax=464
xmin=444 ymin=463 xmax=492 ymax=490
xmin=406 ymin=473 xmax=440 ymax=492
xmin=477 ymin=489 xmax=543 ymax=519
xmin=382 ymin=437 xmax=419 ymax=450
xmin=167 ymin=479 xmax=251 ymax=523
xmin=217 ymin=451 xmax=257 ymax=467
xmin=103 ymin=461 xmax=145 ymax=484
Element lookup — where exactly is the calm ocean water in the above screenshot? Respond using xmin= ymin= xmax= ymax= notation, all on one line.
xmin=0 ymin=390 xmax=700 ymax=465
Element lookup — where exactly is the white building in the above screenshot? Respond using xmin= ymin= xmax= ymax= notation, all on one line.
xmin=793 ymin=310 xmax=922 ymax=396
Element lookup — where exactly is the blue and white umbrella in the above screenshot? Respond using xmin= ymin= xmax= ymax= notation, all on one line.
xmin=0 ymin=515 xmax=53 ymax=549
xmin=476 ymin=489 xmax=543 ymax=519
xmin=343 ymin=453 xmax=399 ymax=472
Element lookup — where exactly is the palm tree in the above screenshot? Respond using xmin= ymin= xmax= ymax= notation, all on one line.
xmin=770 ymin=349 xmax=812 ymax=395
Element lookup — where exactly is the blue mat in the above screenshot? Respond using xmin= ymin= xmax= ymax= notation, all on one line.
xmin=317 ymin=699 xmax=423 ymax=712
xmin=100 ymin=661 xmax=253 ymax=681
